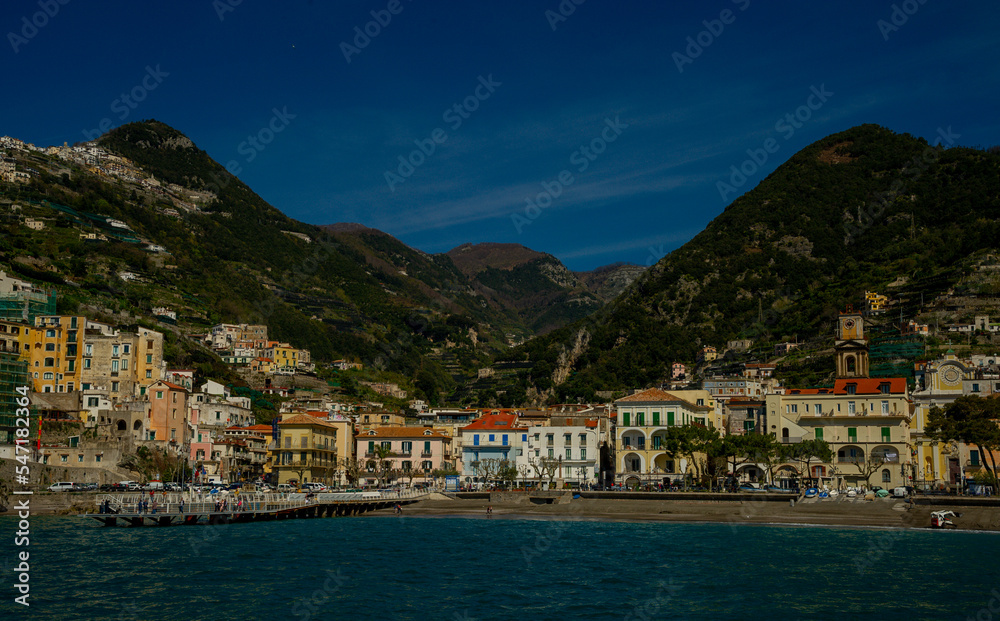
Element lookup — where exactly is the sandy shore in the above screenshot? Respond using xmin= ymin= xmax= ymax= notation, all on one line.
xmin=365 ymin=495 xmax=1000 ymax=532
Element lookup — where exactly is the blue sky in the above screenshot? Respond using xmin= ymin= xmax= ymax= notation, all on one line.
xmin=3 ymin=1 xmax=999 ymax=270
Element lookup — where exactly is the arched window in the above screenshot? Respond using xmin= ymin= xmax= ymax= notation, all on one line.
xmin=846 ymin=356 xmax=856 ymax=374
xmin=882 ymin=469 xmax=891 ymax=483
xmin=116 ymin=420 xmax=126 ymax=431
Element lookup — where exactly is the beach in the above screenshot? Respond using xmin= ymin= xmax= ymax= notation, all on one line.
xmin=365 ymin=493 xmax=1000 ymax=532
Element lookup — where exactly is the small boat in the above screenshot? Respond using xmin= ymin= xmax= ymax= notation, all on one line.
xmin=846 ymin=489 xmax=857 ymax=498
xmin=818 ymin=491 xmax=829 ymax=498
xmin=804 ymin=488 xmax=818 ymax=498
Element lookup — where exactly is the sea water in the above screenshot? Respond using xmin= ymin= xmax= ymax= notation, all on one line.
xmin=1 ymin=515 xmax=998 ymax=620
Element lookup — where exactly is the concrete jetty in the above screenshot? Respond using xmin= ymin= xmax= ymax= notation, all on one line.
xmin=84 ymin=490 xmax=423 ymax=527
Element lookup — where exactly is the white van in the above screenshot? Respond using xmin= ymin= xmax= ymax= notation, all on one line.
xmin=361 ymin=491 xmax=381 ymax=500
xmin=48 ymin=482 xmax=75 ymax=492
xmin=277 ymin=484 xmax=294 ymax=493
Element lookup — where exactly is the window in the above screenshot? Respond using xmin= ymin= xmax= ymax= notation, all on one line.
xmin=881 ymin=427 xmax=891 ymax=442
xmin=580 ymin=447 xmax=587 ymax=460
xmin=60 ymin=455 xmax=67 ymax=463
xmin=848 ymin=401 xmax=856 ymax=415
xmin=146 ymin=370 xmax=152 ymax=378
xmin=46 ymin=329 xmax=55 ymax=338
xmin=815 ymin=428 xmax=824 ymax=440
xmin=881 ymin=469 xmax=891 ymax=483
xmin=285 ymin=437 xmax=291 ymax=449
xmin=790 ymin=404 xmax=798 ymax=413
xmin=121 ymin=359 xmax=128 ymax=371
xmin=111 ymin=360 xmax=119 ymax=373
xmin=123 ymin=344 xmax=130 ymax=354
xmin=971 ymin=450 xmax=981 ymax=466
xmin=652 ymin=412 xmax=660 ymax=425
xmin=78 ymin=455 xmax=83 ymax=462
xmin=637 ymin=413 xmax=645 ymax=426
xmin=112 ymin=345 xmax=119 ymax=357
xmin=743 ymin=420 xmax=755 ymax=432
xmin=95 ymin=455 xmax=102 ymax=463
xmin=156 ymin=391 xmax=163 ymax=399
xmin=547 ymin=448 xmax=554 ymax=458
xmin=502 ymin=434 xmax=508 ymax=446
xmin=881 ymin=401 xmax=889 ymax=415
xmin=45 ymin=343 xmax=55 ymax=351
xmin=667 ymin=412 xmax=675 ymax=426
xmin=880 ymin=383 xmax=891 ymax=394
xmin=815 ymin=403 xmax=822 ymax=415
xmin=546 ymin=434 xmax=554 ymax=446
xmin=84 ymin=344 xmax=92 ymax=356
xmin=972 ymin=383 xmax=980 ymax=393
xmin=43 ymin=372 xmax=53 ymax=380
xmin=488 ymin=434 xmax=495 ymax=443
xmin=423 ymin=441 xmax=431 ymax=455
xmin=473 ymin=435 xmax=479 ymax=446
xmin=87 ymin=397 xmax=99 ymax=407
xmin=146 ymin=354 xmax=153 ymax=364
xmin=301 ymin=437 xmax=308 ymax=448
xmin=566 ymin=448 xmax=572 ymax=459
xmin=401 ymin=441 xmax=412 ymax=454
xmin=171 ymin=429 xmax=176 ymax=440
xmin=847 ymin=427 xmax=857 ymax=443
xmin=44 ymin=357 xmax=54 ymax=367
xmin=111 ymin=382 xmax=118 ymax=392
xmin=846 ymin=384 xmax=857 ymax=395
xmin=623 ymin=412 xmax=631 ymax=426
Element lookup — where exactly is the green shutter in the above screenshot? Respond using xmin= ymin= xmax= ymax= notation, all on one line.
xmin=815 ymin=428 xmax=824 ymax=440
xmin=847 ymin=427 xmax=857 ymax=442
xmin=667 ymin=412 xmax=675 ymax=426
xmin=881 ymin=427 xmax=890 ymax=442
xmin=623 ymin=412 xmax=630 ymax=426
xmin=652 ymin=412 xmax=660 ymax=425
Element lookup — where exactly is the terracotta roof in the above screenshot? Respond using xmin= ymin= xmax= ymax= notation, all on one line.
xmin=279 ymin=414 xmax=340 ymax=429
xmin=614 ymin=388 xmax=710 ymax=409
xmin=360 ymin=426 xmax=451 ymax=439
xmin=155 ymin=381 xmax=188 ymax=392
xmin=461 ymin=413 xmax=528 ymax=432
xmin=245 ymin=424 xmax=272 ymax=431
xmin=833 ymin=378 xmax=907 ymax=395
xmin=786 ymin=388 xmax=835 ymax=395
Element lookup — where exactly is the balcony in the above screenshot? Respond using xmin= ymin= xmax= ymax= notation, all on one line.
xmin=420 ymin=451 xmax=433 ymax=457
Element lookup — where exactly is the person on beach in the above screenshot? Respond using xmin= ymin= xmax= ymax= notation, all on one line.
xmin=179 ymin=498 xmax=185 ymax=514
xmin=487 ymin=505 xmax=493 ymax=517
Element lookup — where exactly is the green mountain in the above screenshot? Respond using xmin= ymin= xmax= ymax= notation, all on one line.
xmin=0 ymin=120 xmax=631 ymax=401
xmin=446 ymin=243 xmax=642 ymax=336
xmin=507 ymin=124 xmax=1000 ymax=400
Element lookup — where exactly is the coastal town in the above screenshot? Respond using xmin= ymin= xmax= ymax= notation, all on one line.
xmin=2 ymin=260 xmax=997 ymax=498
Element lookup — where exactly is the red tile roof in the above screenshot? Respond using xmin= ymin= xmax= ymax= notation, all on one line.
xmin=359 ymin=426 xmax=451 ymax=439
xmin=461 ymin=413 xmax=528 ymax=432
xmin=614 ymin=388 xmax=710 ymax=409
xmin=833 ymin=378 xmax=907 ymax=395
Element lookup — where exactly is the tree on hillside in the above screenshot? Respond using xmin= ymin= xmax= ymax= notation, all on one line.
xmin=927 ymin=395 xmax=1000 ymax=486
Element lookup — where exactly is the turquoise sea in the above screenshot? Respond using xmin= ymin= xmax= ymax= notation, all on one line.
xmin=2 ymin=514 xmax=999 ymax=620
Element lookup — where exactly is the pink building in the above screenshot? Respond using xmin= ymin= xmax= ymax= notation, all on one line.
xmin=356 ymin=427 xmax=453 ymax=485
xmin=148 ymin=380 xmax=189 ymax=449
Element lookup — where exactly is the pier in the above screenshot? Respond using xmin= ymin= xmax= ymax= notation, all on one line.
xmin=84 ymin=490 xmax=426 ymax=527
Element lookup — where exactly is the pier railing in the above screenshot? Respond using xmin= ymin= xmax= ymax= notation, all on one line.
xmin=96 ymin=488 xmax=428 ymax=515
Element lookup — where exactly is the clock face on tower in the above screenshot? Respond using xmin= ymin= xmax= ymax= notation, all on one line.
xmin=844 ymin=319 xmax=855 ymax=330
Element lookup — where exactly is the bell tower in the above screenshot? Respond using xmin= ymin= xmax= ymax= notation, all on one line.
xmin=835 ymin=305 xmax=869 ymax=378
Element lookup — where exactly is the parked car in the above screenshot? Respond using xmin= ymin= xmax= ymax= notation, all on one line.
xmin=79 ymin=482 xmax=98 ymax=491
xmin=48 ymin=482 xmax=76 ymax=492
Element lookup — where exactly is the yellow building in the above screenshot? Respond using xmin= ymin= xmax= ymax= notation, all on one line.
xmin=765 ymin=378 xmax=912 ymax=488
xmin=267 ymin=344 xmax=299 ymax=372
xmin=273 ymin=414 xmax=341 ymax=486
xmin=29 ymin=316 xmax=85 ymax=393
xmin=910 ymin=353 xmax=976 ymax=488
xmin=614 ymin=388 xmax=715 ymax=486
